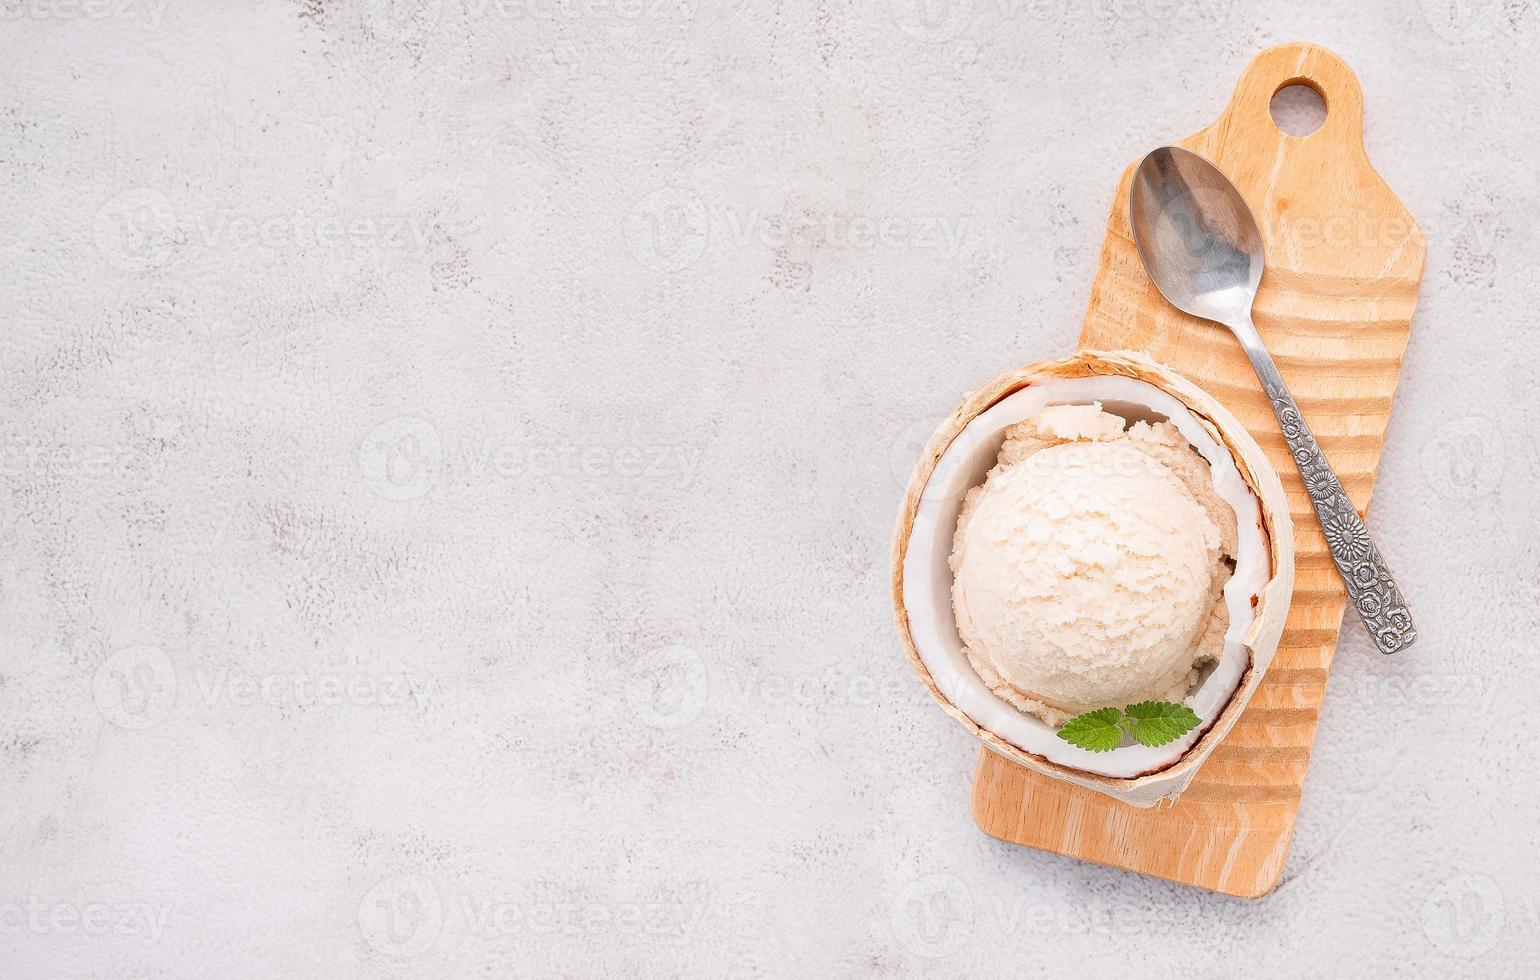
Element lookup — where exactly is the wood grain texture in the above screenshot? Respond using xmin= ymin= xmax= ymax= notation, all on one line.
xmin=970 ymin=42 xmax=1425 ymax=898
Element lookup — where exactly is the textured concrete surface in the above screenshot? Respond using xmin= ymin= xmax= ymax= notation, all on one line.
xmin=2 ymin=1 xmax=1538 ymax=976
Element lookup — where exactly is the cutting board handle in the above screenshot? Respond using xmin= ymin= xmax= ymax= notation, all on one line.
xmin=1223 ymin=42 xmax=1366 ymax=148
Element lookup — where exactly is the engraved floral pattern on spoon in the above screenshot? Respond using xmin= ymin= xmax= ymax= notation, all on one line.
xmin=1265 ymin=384 xmax=1416 ymax=654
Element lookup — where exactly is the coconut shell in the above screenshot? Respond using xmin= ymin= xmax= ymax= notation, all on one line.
xmin=891 ymin=349 xmax=1294 ymax=807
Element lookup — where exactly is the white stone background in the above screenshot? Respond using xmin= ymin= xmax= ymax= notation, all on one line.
xmin=1 ymin=0 xmax=1536 ymax=976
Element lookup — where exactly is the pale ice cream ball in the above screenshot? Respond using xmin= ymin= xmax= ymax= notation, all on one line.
xmin=951 ymin=432 xmax=1226 ymax=722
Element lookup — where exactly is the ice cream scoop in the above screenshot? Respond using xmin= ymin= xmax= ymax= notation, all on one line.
xmin=950 ymin=405 xmax=1234 ymax=724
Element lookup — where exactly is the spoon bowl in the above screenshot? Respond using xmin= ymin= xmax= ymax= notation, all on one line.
xmin=1130 ymin=146 xmax=1263 ymax=324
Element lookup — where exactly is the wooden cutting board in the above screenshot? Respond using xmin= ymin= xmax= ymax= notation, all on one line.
xmin=970 ymin=42 xmax=1425 ymax=897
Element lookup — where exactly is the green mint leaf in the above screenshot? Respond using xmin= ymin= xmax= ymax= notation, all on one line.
xmin=1056 ymin=707 xmax=1126 ymax=753
xmin=1122 ymin=701 xmax=1201 ymax=747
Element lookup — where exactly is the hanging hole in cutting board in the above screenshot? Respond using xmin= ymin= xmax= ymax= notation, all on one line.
xmin=1269 ymin=82 xmax=1326 ymax=136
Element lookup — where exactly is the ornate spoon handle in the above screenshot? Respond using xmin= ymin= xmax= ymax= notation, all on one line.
xmin=1231 ymin=316 xmax=1417 ymax=654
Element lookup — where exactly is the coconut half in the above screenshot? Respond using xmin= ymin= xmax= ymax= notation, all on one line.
xmin=892 ymin=350 xmax=1294 ymax=808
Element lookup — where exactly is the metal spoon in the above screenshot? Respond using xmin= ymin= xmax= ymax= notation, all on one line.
xmin=1128 ymin=145 xmax=1416 ymax=655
